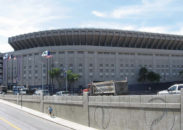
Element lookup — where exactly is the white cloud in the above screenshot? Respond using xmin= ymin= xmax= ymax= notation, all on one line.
xmin=92 ymin=0 xmax=174 ymax=19
xmin=92 ymin=11 xmax=107 ymax=18
xmin=0 ymin=0 xmax=70 ymax=37
xmin=79 ymin=21 xmax=183 ymax=35
xmin=0 ymin=0 xmax=71 ymax=52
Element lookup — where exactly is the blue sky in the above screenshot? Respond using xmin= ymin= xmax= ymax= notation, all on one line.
xmin=0 ymin=0 xmax=183 ymax=52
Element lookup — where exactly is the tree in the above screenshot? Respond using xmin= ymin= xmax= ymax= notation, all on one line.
xmin=179 ymin=70 xmax=183 ymax=78
xmin=147 ymin=71 xmax=161 ymax=82
xmin=66 ymin=70 xmax=80 ymax=92
xmin=138 ymin=67 xmax=148 ymax=82
xmin=138 ymin=67 xmax=161 ymax=83
xmin=49 ymin=68 xmax=63 ymax=89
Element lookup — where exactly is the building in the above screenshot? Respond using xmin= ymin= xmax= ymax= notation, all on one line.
xmin=3 ymin=28 xmax=183 ymax=89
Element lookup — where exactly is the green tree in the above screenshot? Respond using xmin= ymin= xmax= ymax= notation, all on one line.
xmin=147 ymin=71 xmax=161 ymax=82
xmin=138 ymin=67 xmax=161 ymax=83
xmin=179 ymin=70 xmax=183 ymax=77
xmin=49 ymin=68 xmax=63 ymax=89
xmin=138 ymin=67 xmax=148 ymax=82
xmin=66 ymin=70 xmax=80 ymax=91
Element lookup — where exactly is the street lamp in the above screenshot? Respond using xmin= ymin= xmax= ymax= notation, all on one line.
xmin=63 ymin=68 xmax=68 ymax=92
xmin=41 ymin=50 xmax=53 ymax=94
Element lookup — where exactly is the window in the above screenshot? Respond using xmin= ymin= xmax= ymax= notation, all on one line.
xmin=88 ymin=51 xmax=94 ymax=54
xmin=178 ymin=85 xmax=183 ymax=90
xmin=78 ymin=69 xmax=82 ymax=72
xmin=68 ymin=51 xmax=74 ymax=54
xmin=78 ymin=51 xmax=84 ymax=54
xmin=50 ymin=52 xmax=56 ymax=55
xmin=168 ymin=86 xmax=176 ymax=91
xmin=59 ymin=52 xmax=64 ymax=54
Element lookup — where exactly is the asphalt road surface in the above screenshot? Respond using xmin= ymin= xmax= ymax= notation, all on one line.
xmin=0 ymin=103 xmax=72 ymax=130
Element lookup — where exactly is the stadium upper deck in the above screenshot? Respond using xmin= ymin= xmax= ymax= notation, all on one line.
xmin=8 ymin=28 xmax=183 ymax=51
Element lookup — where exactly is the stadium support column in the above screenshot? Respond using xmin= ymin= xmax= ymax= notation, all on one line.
xmin=152 ymin=54 xmax=156 ymax=71
xmin=84 ymin=51 xmax=88 ymax=86
xmin=168 ymin=54 xmax=172 ymax=81
xmin=134 ymin=53 xmax=138 ymax=82
xmin=94 ymin=51 xmax=98 ymax=81
xmin=64 ymin=51 xmax=68 ymax=90
xmin=115 ymin=52 xmax=119 ymax=80
xmin=12 ymin=59 xmax=13 ymax=88
xmin=6 ymin=59 xmax=8 ymax=86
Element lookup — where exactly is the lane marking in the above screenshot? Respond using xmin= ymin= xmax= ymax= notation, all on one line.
xmin=0 ymin=117 xmax=21 ymax=130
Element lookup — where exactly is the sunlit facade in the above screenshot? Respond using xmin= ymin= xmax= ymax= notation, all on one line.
xmin=3 ymin=28 xmax=183 ymax=88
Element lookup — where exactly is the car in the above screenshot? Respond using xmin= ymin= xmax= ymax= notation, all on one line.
xmin=157 ymin=84 xmax=183 ymax=95
xmin=53 ymin=91 xmax=69 ymax=96
xmin=34 ymin=89 xmax=50 ymax=96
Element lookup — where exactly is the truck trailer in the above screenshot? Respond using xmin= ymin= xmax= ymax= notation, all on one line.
xmin=86 ymin=80 xmax=128 ymax=96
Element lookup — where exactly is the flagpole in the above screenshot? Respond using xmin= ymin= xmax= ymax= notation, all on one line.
xmin=6 ymin=59 xmax=8 ymax=87
xmin=12 ymin=57 xmax=13 ymax=88
xmin=42 ymin=59 xmax=43 ymax=93
xmin=66 ymin=70 xmax=68 ymax=91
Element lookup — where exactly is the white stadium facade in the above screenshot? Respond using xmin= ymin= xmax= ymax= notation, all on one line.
xmin=3 ymin=28 xmax=183 ymax=90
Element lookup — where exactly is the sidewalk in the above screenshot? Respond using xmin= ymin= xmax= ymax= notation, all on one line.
xmin=0 ymin=99 xmax=97 ymax=130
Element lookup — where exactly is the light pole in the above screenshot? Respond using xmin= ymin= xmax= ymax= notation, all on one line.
xmin=41 ymin=60 xmax=44 ymax=92
xmin=64 ymin=68 xmax=68 ymax=92
xmin=41 ymin=50 xmax=53 ymax=94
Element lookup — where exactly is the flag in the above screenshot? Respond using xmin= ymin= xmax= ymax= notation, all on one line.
xmin=41 ymin=50 xmax=49 ymax=57
xmin=13 ymin=56 xmax=16 ymax=60
xmin=46 ymin=55 xmax=53 ymax=58
xmin=3 ymin=54 xmax=8 ymax=60
xmin=42 ymin=50 xmax=52 ymax=58
xmin=8 ymin=55 xmax=13 ymax=60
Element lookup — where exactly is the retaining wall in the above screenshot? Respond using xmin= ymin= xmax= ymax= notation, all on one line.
xmin=0 ymin=92 xmax=182 ymax=130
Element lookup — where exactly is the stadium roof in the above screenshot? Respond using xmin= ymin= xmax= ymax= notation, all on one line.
xmin=8 ymin=28 xmax=183 ymax=51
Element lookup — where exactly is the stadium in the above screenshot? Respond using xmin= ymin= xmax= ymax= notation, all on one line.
xmin=3 ymin=28 xmax=183 ymax=91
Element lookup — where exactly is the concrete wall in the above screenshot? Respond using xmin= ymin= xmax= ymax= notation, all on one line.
xmin=0 ymin=93 xmax=182 ymax=130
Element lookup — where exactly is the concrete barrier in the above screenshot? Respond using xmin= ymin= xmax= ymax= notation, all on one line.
xmin=0 ymin=92 xmax=182 ymax=130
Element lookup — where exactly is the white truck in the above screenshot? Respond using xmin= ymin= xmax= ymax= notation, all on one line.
xmin=88 ymin=80 xmax=128 ymax=96
xmin=157 ymin=84 xmax=183 ymax=95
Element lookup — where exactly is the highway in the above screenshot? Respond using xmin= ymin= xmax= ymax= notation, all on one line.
xmin=0 ymin=103 xmax=72 ymax=130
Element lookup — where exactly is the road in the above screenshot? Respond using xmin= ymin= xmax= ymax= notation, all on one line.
xmin=0 ymin=103 xmax=72 ymax=130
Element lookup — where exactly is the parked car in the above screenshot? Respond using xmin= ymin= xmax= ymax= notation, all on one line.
xmin=34 ymin=89 xmax=50 ymax=96
xmin=13 ymin=86 xmax=25 ymax=95
xmin=157 ymin=84 xmax=183 ymax=95
xmin=53 ymin=91 xmax=69 ymax=96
